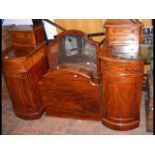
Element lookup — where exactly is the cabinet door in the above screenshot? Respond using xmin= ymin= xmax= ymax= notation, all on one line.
xmin=4 ymin=75 xmax=37 ymax=110
xmin=4 ymin=73 xmax=44 ymax=119
xmin=102 ymin=75 xmax=143 ymax=129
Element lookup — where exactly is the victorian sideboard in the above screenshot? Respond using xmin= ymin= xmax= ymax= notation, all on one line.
xmin=2 ymin=20 xmax=152 ymax=131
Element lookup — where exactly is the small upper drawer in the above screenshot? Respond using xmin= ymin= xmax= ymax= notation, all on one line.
xmin=10 ymin=32 xmax=36 ymax=47
xmin=102 ymin=61 xmax=126 ymax=73
xmin=11 ymin=32 xmax=32 ymax=38
xmin=108 ymin=36 xmax=138 ymax=46
xmin=126 ymin=63 xmax=144 ymax=73
xmin=108 ymin=27 xmax=138 ymax=36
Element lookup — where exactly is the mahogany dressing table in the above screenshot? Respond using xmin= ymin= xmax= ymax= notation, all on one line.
xmin=2 ymin=21 xmax=153 ymax=131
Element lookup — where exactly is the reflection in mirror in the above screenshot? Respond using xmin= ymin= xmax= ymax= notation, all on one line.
xmin=58 ymin=34 xmax=97 ymax=72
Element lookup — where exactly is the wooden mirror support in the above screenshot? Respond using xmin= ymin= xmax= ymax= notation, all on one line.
xmin=39 ymin=30 xmax=102 ymax=121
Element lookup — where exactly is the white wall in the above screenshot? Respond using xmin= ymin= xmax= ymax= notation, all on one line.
xmin=3 ymin=19 xmax=57 ymax=40
xmin=43 ymin=20 xmax=57 ymax=39
xmin=3 ymin=19 xmax=33 ymax=25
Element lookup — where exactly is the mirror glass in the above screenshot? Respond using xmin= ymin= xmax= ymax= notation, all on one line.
xmin=58 ymin=34 xmax=97 ymax=72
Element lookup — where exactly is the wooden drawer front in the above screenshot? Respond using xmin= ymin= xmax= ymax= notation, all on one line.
xmin=101 ymin=60 xmax=143 ymax=75
xmin=108 ymin=36 xmax=138 ymax=45
xmin=125 ymin=63 xmax=144 ymax=73
xmin=102 ymin=61 xmax=126 ymax=74
xmin=10 ymin=32 xmax=36 ymax=47
xmin=108 ymin=27 xmax=138 ymax=36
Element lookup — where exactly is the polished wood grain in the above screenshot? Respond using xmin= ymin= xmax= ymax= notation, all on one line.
xmin=39 ymin=65 xmax=101 ymax=120
xmin=2 ymin=42 xmax=48 ymax=119
xmin=39 ymin=30 xmax=102 ymax=120
xmin=104 ymin=19 xmax=143 ymax=46
xmin=99 ymin=47 xmax=144 ymax=130
xmin=2 ymin=25 xmax=15 ymax=51
xmin=47 ymin=43 xmax=59 ymax=69
xmin=2 ymin=21 xmax=148 ymax=131
xmin=9 ymin=25 xmax=45 ymax=47
xmin=100 ymin=20 xmax=145 ymax=130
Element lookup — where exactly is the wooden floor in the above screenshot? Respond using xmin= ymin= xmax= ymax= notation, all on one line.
xmin=2 ymin=77 xmax=152 ymax=135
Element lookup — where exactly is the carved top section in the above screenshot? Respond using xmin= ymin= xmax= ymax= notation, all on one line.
xmin=104 ymin=19 xmax=144 ymax=46
xmin=47 ymin=30 xmax=100 ymax=73
xmin=104 ymin=19 xmax=144 ymax=27
xmin=8 ymin=25 xmax=46 ymax=48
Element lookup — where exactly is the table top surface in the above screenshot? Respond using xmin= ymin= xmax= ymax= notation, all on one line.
xmin=100 ymin=44 xmax=153 ymax=62
xmin=3 ymin=47 xmax=33 ymax=59
xmin=3 ymin=43 xmax=153 ymax=63
xmin=2 ymin=42 xmax=46 ymax=59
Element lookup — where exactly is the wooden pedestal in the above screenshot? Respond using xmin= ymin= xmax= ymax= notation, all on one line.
xmin=2 ymin=42 xmax=48 ymax=119
xmin=100 ymin=57 xmax=144 ymax=130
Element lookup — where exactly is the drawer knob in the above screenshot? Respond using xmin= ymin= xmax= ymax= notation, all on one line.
xmin=5 ymin=56 xmax=8 ymax=59
xmin=74 ymin=75 xmax=77 ymax=78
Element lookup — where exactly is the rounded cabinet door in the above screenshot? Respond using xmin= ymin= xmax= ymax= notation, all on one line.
xmin=101 ymin=74 xmax=143 ymax=130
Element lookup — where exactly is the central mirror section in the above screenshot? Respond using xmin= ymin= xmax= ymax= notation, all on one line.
xmin=58 ymin=34 xmax=97 ymax=73
xmin=39 ymin=30 xmax=101 ymax=121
